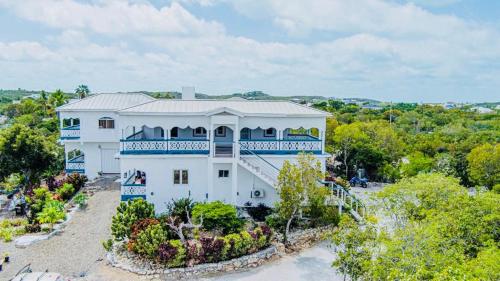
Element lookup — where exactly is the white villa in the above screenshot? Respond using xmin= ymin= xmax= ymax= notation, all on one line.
xmin=57 ymin=88 xmax=329 ymax=213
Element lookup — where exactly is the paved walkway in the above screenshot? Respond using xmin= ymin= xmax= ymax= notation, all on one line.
xmin=0 ymin=178 xmax=120 ymax=280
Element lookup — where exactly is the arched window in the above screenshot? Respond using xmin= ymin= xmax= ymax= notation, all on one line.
xmin=264 ymin=127 xmax=276 ymax=137
xmin=193 ymin=127 xmax=207 ymax=137
xmin=170 ymin=127 xmax=179 ymax=138
xmin=98 ymin=117 xmax=115 ymax=129
xmin=240 ymin=128 xmax=250 ymax=140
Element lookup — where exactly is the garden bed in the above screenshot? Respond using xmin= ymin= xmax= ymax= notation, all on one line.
xmin=107 ymin=242 xmax=279 ymax=278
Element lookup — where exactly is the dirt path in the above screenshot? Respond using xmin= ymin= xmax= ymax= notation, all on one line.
xmin=0 ymin=179 xmax=121 ymax=280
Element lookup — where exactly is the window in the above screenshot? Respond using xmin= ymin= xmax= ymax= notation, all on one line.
xmin=193 ymin=127 xmax=207 ymax=137
xmin=170 ymin=127 xmax=179 ymax=138
xmin=218 ymin=170 xmax=229 ymax=178
xmin=240 ymin=128 xmax=250 ymax=140
xmin=215 ymin=127 xmax=226 ymax=137
xmin=174 ymin=169 xmax=188 ymax=184
xmin=98 ymin=118 xmax=115 ymax=129
xmin=264 ymin=128 xmax=276 ymax=137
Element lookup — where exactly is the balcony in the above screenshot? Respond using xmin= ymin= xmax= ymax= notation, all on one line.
xmin=121 ymin=139 xmax=210 ymax=155
xmin=121 ymin=169 xmax=146 ymax=201
xmin=239 ymin=135 xmax=322 ymax=154
xmin=60 ymin=125 xmax=80 ymax=140
xmin=65 ymin=155 xmax=85 ymax=174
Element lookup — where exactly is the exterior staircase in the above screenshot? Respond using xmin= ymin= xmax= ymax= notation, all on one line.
xmin=237 ymin=143 xmax=366 ymax=220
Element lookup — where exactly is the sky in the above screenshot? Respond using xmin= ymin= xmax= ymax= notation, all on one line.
xmin=1 ymin=0 xmax=499 ymax=102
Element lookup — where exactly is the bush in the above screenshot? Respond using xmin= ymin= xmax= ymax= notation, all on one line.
xmin=128 ymin=218 xmax=160 ymax=251
xmin=65 ymin=173 xmax=88 ymax=192
xmin=27 ymin=187 xmax=52 ymax=222
xmin=265 ymin=213 xmax=297 ymax=234
xmin=199 ymin=236 xmax=226 ymax=263
xmin=73 ymin=193 xmax=88 ymax=208
xmin=319 ymin=205 xmax=340 ymax=226
xmin=25 ymin=223 xmax=41 ymax=233
xmin=166 ymin=197 xmax=194 ymax=223
xmin=111 ymin=198 xmax=155 ymax=241
xmin=134 ymin=224 xmax=168 ymax=258
xmin=192 ymin=201 xmax=244 ymax=234
xmin=223 ymin=233 xmax=245 ymax=258
xmin=158 ymin=240 xmax=186 ymax=267
xmin=56 ymin=183 xmax=74 ymax=201
xmin=246 ymin=203 xmax=272 ymax=222
xmin=37 ymin=200 xmax=66 ymax=230
xmin=493 ymin=184 xmax=500 ymax=194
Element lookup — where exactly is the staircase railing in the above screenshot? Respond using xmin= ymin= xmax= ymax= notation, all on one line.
xmin=239 ymin=142 xmax=280 ymax=184
xmin=238 ymin=142 xmax=366 ymax=219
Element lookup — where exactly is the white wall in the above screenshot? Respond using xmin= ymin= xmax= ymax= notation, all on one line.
xmin=120 ymin=155 xmax=210 ymax=214
xmin=64 ymin=142 xmax=119 ymax=179
xmin=60 ymin=111 xmax=121 ymax=142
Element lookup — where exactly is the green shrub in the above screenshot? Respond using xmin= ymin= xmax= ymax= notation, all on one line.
xmin=239 ymin=231 xmax=254 ymax=254
xmin=111 ymin=198 xmax=155 ymax=241
xmin=246 ymin=203 xmax=272 ymax=222
xmin=319 ymin=205 xmax=340 ymax=226
xmin=37 ymin=200 xmax=66 ymax=230
xmin=134 ymin=224 xmax=168 ymax=258
xmin=27 ymin=187 xmax=52 ymax=222
xmin=166 ymin=198 xmax=194 ymax=223
xmin=253 ymin=227 xmax=269 ymax=249
xmin=192 ymin=201 xmax=244 ymax=234
xmin=56 ymin=183 xmax=75 ymax=201
xmin=73 ymin=193 xmax=88 ymax=208
xmin=493 ymin=184 xmax=500 ymax=194
xmin=223 ymin=233 xmax=244 ymax=258
xmin=102 ymin=239 xmax=113 ymax=252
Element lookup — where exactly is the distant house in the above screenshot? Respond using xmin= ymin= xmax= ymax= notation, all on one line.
xmin=470 ymin=106 xmax=494 ymax=114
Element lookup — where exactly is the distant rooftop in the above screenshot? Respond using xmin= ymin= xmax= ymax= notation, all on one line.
xmin=56 ymin=93 xmax=154 ymax=111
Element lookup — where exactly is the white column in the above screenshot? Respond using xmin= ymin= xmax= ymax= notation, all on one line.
xmin=320 ymin=130 xmax=325 ymax=153
xmin=231 ymin=123 xmax=239 ymax=205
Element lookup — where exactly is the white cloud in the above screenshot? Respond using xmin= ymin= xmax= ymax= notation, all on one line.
xmin=0 ymin=0 xmax=224 ymax=36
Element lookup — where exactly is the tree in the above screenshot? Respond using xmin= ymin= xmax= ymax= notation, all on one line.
xmin=275 ymin=153 xmax=324 ymax=243
xmin=333 ymin=123 xmax=368 ymax=178
xmin=0 ymin=124 xmax=59 ymax=186
xmin=331 ymin=215 xmax=376 ymax=281
xmin=48 ymin=89 xmax=67 ymax=107
xmin=467 ymin=143 xmax=499 ymax=189
xmin=75 ymin=85 xmax=90 ymax=99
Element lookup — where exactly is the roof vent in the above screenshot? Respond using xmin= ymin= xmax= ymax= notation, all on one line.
xmin=181 ymin=87 xmax=195 ymax=100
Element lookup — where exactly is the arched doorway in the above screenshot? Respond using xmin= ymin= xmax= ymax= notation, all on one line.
xmin=214 ymin=126 xmax=234 ymax=157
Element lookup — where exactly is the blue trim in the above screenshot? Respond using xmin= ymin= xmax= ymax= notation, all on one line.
xmin=243 ymin=150 xmax=322 ymax=155
xmin=60 ymin=136 xmax=80 ymax=140
xmin=121 ymin=150 xmax=209 ymax=155
xmin=61 ymin=125 xmax=80 ymax=130
xmin=121 ymin=195 xmax=146 ymax=201
xmin=65 ymin=169 xmax=85 ymax=174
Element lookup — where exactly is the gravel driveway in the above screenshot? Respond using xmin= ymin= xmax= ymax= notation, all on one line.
xmin=0 ymin=178 xmax=120 ymax=280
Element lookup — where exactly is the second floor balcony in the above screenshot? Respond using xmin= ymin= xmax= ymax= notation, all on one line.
xmin=60 ymin=124 xmax=80 ymax=140
xmin=120 ymin=126 xmax=323 ymax=155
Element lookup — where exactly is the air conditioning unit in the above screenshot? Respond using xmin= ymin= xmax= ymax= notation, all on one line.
xmin=252 ymin=189 xmax=265 ymax=198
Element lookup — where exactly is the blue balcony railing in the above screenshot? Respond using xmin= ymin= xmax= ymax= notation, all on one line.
xmin=65 ymin=155 xmax=84 ymax=174
xmin=121 ymin=170 xmax=146 ymax=201
xmin=239 ymin=138 xmax=322 ymax=154
xmin=60 ymin=125 xmax=80 ymax=140
xmin=120 ymin=139 xmax=210 ymax=155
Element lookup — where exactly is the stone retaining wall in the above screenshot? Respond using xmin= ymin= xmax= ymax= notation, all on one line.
xmin=106 ymin=225 xmax=333 ymax=280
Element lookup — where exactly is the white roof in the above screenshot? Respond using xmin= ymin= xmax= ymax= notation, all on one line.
xmin=119 ymin=99 xmax=329 ymax=117
xmin=56 ymin=93 xmax=154 ymax=112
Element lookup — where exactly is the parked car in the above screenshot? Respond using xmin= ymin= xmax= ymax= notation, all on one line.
xmin=349 ymin=176 xmax=368 ymax=188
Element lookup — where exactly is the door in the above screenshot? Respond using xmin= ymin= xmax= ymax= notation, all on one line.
xmin=101 ymin=148 xmax=120 ymax=173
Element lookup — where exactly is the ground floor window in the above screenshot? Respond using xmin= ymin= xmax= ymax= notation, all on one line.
xmin=218 ymin=170 xmax=229 ymax=178
xmin=174 ymin=169 xmax=188 ymax=184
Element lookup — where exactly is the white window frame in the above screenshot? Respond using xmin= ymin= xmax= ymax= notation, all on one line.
xmin=264 ymin=128 xmax=276 ymax=137
xmin=218 ymin=170 xmax=229 ymax=178
xmin=173 ymin=169 xmax=189 ymax=185
xmin=193 ymin=127 xmax=207 ymax=137
xmin=215 ymin=127 xmax=226 ymax=137
xmin=98 ymin=117 xmax=115 ymax=129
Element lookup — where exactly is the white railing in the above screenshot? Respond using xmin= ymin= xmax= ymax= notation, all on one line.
xmin=122 ymin=185 xmax=146 ymax=196
xmin=239 ymin=139 xmax=322 ymax=153
xmin=120 ymin=139 xmax=209 ymax=154
xmin=61 ymin=125 xmax=80 ymax=139
xmin=66 ymin=155 xmax=84 ymax=172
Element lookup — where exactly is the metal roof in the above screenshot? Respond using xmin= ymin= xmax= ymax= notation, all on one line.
xmin=56 ymin=93 xmax=154 ymax=112
xmin=118 ymin=99 xmax=329 ymax=117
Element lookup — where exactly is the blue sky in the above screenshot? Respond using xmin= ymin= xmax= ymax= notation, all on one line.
xmin=0 ymin=0 xmax=499 ymax=102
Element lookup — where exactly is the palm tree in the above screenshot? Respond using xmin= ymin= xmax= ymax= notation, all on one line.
xmin=75 ymin=85 xmax=90 ymax=99
xmin=49 ymin=89 xmax=67 ymax=107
